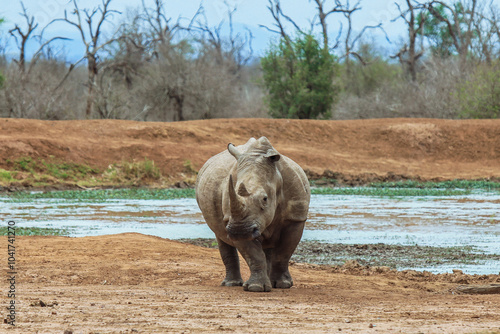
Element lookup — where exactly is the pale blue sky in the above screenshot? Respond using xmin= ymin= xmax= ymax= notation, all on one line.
xmin=1 ymin=0 xmax=499 ymax=60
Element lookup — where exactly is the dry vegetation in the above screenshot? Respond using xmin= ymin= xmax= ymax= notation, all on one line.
xmin=0 ymin=0 xmax=499 ymax=121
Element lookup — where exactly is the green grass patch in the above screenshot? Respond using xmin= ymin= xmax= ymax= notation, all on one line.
xmin=6 ymin=185 xmax=473 ymax=202
xmin=370 ymin=179 xmax=500 ymax=190
xmin=311 ymin=187 xmax=472 ymax=197
xmin=103 ymin=158 xmax=162 ymax=184
xmin=0 ymin=226 xmax=69 ymax=236
xmin=0 ymin=168 xmax=14 ymax=182
xmin=2 ymin=156 xmax=168 ymax=187
xmin=7 ymin=156 xmax=99 ymax=182
xmin=6 ymin=188 xmax=195 ymax=201
xmin=4 ymin=179 xmax=498 ymax=200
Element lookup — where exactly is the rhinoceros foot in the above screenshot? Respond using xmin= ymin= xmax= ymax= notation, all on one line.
xmin=273 ymin=278 xmax=293 ymax=289
xmin=271 ymin=271 xmax=294 ymax=289
xmin=243 ymin=275 xmax=272 ymax=292
xmin=221 ymin=278 xmax=243 ymax=287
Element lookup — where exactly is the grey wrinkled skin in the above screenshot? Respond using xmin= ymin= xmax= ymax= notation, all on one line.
xmin=195 ymin=137 xmax=311 ymax=292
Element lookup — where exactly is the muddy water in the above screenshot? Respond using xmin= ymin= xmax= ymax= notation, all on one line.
xmin=2 ymin=192 xmax=499 ymax=274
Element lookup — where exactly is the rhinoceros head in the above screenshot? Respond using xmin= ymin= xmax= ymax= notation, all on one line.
xmin=225 ymin=137 xmax=283 ymax=241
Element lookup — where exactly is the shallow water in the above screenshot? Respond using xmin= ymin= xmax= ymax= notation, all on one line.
xmin=1 ymin=192 xmax=499 ymax=274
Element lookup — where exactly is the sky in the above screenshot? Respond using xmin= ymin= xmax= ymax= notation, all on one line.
xmin=1 ymin=0 xmax=499 ymax=61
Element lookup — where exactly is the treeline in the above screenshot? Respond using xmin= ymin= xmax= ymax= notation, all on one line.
xmin=0 ymin=0 xmax=499 ymax=121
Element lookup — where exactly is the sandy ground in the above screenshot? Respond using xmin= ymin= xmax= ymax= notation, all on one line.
xmin=1 ymin=118 xmax=500 ymax=333
xmin=2 ymin=234 xmax=500 ymax=333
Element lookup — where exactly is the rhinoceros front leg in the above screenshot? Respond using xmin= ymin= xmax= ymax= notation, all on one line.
xmin=234 ymin=239 xmax=272 ymax=292
xmin=269 ymin=221 xmax=305 ymax=289
xmin=217 ymin=237 xmax=243 ymax=287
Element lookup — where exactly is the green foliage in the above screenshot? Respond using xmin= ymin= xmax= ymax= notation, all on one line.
xmin=261 ymin=34 xmax=339 ymax=119
xmin=370 ymin=179 xmax=500 ymax=190
xmin=10 ymin=157 xmax=37 ymax=173
xmin=7 ymin=188 xmax=196 ymax=201
xmin=0 ymin=226 xmax=69 ymax=236
xmin=311 ymin=187 xmax=472 ymax=197
xmin=8 ymin=157 xmax=99 ymax=180
xmin=183 ymin=160 xmax=197 ymax=174
xmin=417 ymin=2 xmax=473 ymax=58
xmin=456 ymin=63 xmax=500 ymax=119
xmin=0 ymin=168 xmax=14 ymax=182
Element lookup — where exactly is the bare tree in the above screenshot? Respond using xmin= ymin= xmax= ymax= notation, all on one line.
xmin=9 ymin=2 xmax=37 ymax=73
xmin=139 ymin=0 xmax=185 ymax=57
xmin=391 ymin=0 xmax=427 ymax=81
xmin=50 ymin=0 xmax=120 ymax=118
xmin=9 ymin=3 xmax=67 ymax=73
xmin=259 ymin=0 xmax=308 ymax=46
xmin=335 ymin=0 xmax=388 ymax=74
xmin=193 ymin=2 xmax=254 ymax=72
xmin=3 ymin=2 xmax=76 ymax=119
xmin=311 ymin=0 xmax=352 ymax=51
xmin=485 ymin=2 xmax=500 ymax=59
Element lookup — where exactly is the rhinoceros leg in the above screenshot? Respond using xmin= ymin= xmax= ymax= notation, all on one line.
xmin=217 ymin=237 xmax=243 ymax=287
xmin=269 ymin=221 xmax=305 ymax=289
xmin=234 ymin=239 xmax=272 ymax=292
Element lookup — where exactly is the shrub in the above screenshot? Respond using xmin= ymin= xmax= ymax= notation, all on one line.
xmin=456 ymin=62 xmax=500 ymax=119
xmin=104 ymin=158 xmax=162 ymax=184
xmin=340 ymin=43 xmax=401 ymax=97
xmin=335 ymin=56 xmax=462 ymax=119
xmin=261 ymin=34 xmax=339 ymax=119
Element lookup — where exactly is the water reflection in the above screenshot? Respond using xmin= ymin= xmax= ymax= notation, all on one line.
xmin=1 ymin=193 xmax=499 ymax=274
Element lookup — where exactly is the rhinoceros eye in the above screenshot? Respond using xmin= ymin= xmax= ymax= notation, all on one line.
xmin=261 ymin=196 xmax=268 ymax=210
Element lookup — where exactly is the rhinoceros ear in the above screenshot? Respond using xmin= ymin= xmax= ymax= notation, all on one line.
xmin=264 ymin=149 xmax=280 ymax=163
xmin=228 ymin=143 xmax=241 ymax=160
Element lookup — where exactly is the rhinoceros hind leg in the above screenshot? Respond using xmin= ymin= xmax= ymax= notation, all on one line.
xmin=217 ymin=237 xmax=243 ymax=287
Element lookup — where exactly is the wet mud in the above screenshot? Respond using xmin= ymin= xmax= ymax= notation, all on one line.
xmin=178 ymin=238 xmax=500 ymax=272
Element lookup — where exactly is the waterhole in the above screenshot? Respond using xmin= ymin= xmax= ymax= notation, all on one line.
xmin=2 ymin=193 xmax=499 ymax=274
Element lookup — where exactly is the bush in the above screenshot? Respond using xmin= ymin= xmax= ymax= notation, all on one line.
xmin=335 ymin=56 xmax=463 ymax=119
xmin=103 ymin=158 xmax=162 ymax=184
xmin=340 ymin=43 xmax=401 ymax=97
xmin=456 ymin=62 xmax=500 ymax=119
xmin=0 ymin=60 xmax=86 ymax=119
xmin=261 ymin=34 xmax=339 ymax=119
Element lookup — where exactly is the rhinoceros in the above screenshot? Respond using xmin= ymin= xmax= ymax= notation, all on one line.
xmin=195 ymin=137 xmax=310 ymax=292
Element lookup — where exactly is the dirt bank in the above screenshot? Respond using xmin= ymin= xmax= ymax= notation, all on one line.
xmin=1 ymin=233 xmax=499 ymax=333
xmin=2 ymin=118 xmax=500 ymax=333
xmin=1 ymin=118 xmax=500 ymax=188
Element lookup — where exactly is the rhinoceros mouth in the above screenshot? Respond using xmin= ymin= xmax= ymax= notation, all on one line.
xmin=226 ymin=225 xmax=261 ymax=241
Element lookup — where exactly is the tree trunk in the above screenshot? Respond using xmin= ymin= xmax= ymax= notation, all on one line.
xmin=175 ymin=94 xmax=184 ymax=122
xmin=86 ymin=54 xmax=98 ymax=119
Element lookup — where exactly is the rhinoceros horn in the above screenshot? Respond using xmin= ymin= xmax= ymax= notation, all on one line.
xmin=228 ymin=174 xmax=245 ymax=219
